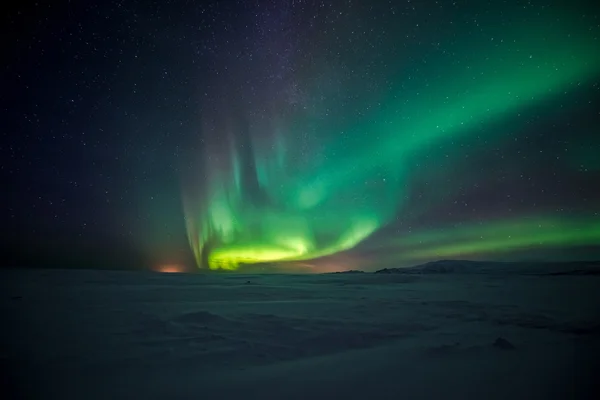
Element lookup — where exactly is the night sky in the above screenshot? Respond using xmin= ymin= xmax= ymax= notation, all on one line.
xmin=2 ymin=0 xmax=600 ymax=273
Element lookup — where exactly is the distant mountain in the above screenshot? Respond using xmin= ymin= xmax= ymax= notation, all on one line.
xmin=329 ymin=270 xmax=365 ymax=274
xmin=374 ymin=260 xmax=600 ymax=275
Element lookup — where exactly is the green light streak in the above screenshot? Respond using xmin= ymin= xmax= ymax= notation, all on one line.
xmin=397 ymin=217 xmax=600 ymax=260
xmin=295 ymin=17 xmax=600 ymax=199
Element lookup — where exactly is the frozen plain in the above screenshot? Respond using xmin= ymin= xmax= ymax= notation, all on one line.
xmin=1 ymin=262 xmax=599 ymax=399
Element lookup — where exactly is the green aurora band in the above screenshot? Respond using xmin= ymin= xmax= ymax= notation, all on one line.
xmin=183 ymin=11 xmax=600 ymax=271
xmin=363 ymin=217 xmax=600 ymax=264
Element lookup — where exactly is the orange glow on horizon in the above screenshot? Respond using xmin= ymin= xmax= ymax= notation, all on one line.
xmin=156 ymin=264 xmax=185 ymax=273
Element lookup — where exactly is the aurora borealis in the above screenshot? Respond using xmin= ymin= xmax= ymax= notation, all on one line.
xmin=180 ymin=1 xmax=600 ymax=271
xmin=3 ymin=0 xmax=600 ymax=272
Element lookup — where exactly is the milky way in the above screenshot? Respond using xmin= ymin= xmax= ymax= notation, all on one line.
xmin=181 ymin=1 xmax=600 ymax=271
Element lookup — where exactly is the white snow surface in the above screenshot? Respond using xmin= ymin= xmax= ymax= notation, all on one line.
xmin=1 ymin=266 xmax=599 ymax=399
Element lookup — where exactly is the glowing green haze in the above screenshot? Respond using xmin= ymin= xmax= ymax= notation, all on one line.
xmin=183 ymin=8 xmax=600 ymax=270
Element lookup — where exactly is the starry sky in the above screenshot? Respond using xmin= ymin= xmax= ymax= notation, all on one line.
xmin=2 ymin=0 xmax=600 ymax=273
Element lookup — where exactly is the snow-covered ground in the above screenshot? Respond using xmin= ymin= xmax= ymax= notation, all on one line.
xmin=1 ymin=266 xmax=599 ymax=399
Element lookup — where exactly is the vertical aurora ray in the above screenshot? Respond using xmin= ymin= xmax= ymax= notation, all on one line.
xmin=183 ymin=5 xmax=600 ymax=271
